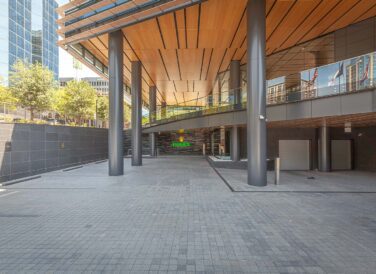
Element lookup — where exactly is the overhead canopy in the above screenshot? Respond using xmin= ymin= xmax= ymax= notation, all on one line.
xmin=57 ymin=0 xmax=376 ymax=106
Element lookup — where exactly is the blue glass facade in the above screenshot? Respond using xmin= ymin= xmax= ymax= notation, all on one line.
xmin=0 ymin=0 xmax=59 ymax=83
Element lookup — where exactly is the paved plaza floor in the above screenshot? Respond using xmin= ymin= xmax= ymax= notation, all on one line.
xmin=216 ymin=168 xmax=376 ymax=192
xmin=0 ymin=156 xmax=376 ymax=273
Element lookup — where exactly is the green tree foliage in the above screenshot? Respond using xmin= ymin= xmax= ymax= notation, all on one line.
xmin=96 ymin=95 xmax=109 ymax=121
xmin=54 ymin=80 xmax=96 ymax=124
xmin=0 ymin=84 xmax=17 ymax=104
xmin=124 ymin=102 xmax=131 ymax=126
xmin=9 ymin=60 xmax=55 ymax=120
xmin=96 ymin=97 xmax=132 ymax=128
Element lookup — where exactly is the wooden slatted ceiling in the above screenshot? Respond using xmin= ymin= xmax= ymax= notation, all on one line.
xmin=266 ymin=34 xmax=334 ymax=80
xmin=62 ymin=0 xmax=376 ymax=106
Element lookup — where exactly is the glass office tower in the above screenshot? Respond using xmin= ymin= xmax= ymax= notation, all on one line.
xmin=0 ymin=0 xmax=59 ymax=83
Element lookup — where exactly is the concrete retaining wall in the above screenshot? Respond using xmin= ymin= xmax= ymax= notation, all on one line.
xmin=0 ymin=123 xmax=108 ymax=182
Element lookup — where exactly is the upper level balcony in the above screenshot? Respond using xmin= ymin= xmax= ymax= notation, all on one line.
xmin=143 ymin=50 xmax=376 ymax=128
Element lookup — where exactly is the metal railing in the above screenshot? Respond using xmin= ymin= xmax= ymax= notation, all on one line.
xmin=0 ymin=102 xmax=29 ymax=121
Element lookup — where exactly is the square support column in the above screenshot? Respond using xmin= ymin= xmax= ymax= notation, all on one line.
xmin=131 ymin=61 xmax=142 ymax=166
xmin=246 ymin=0 xmax=267 ymax=186
xmin=108 ymin=30 xmax=124 ymax=176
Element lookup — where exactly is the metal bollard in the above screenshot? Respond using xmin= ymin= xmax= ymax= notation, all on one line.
xmin=274 ymin=157 xmax=280 ymax=185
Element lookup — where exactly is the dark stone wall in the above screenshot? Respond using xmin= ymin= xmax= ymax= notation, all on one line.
xmin=238 ymin=127 xmax=318 ymax=170
xmin=266 ymin=128 xmax=319 ymax=170
xmin=157 ymin=129 xmax=211 ymax=155
xmin=331 ymin=127 xmax=376 ymax=171
xmin=123 ymin=130 xmax=151 ymax=155
xmin=124 ymin=129 xmax=212 ymax=156
xmin=239 ymin=126 xmax=376 ymax=172
xmin=0 ymin=124 xmax=108 ymax=182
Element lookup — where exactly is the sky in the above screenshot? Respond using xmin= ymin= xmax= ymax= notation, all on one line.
xmin=57 ymin=0 xmax=98 ymax=78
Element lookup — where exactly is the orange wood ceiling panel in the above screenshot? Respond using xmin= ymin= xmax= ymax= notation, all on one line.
xmin=61 ymin=0 xmax=376 ymax=106
xmin=157 ymin=14 xmax=179 ymax=49
xmin=300 ymin=0 xmax=362 ymax=43
xmin=198 ymin=0 xmax=247 ymax=49
xmin=325 ymin=0 xmax=375 ymax=33
xmin=175 ymin=9 xmax=187 ymax=48
xmin=266 ymin=0 xmax=322 ymax=53
xmin=266 ymin=0 xmax=295 ymax=41
xmin=178 ymin=49 xmax=204 ymax=81
xmin=184 ymin=4 xmax=200 ymax=49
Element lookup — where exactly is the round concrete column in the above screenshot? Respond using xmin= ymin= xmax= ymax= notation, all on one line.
xmin=246 ymin=0 xmax=267 ymax=186
xmin=319 ymin=126 xmax=331 ymax=172
xmin=108 ymin=30 xmax=124 ymax=176
xmin=131 ymin=61 xmax=142 ymax=166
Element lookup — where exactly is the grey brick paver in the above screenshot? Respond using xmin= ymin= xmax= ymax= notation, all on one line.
xmin=0 ymin=156 xmax=375 ymax=273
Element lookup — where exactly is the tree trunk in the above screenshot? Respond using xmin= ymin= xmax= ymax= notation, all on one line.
xmin=30 ymin=109 xmax=34 ymax=121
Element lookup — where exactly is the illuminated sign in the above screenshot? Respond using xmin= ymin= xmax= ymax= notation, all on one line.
xmin=171 ymin=129 xmax=192 ymax=148
xmin=171 ymin=141 xmax=192 ymax=148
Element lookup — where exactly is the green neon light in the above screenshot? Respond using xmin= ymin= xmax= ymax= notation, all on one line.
xmin=171 ymin=141 xmax=192 ymax=148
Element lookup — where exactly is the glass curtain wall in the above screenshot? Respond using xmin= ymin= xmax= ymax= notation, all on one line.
xmin=0 ymin=0 xmax=59 ymax=82
xmin=31 ymin=0 xmax=42 ymax=64
xmin=0 ymin=1 xmax=9 ymax=82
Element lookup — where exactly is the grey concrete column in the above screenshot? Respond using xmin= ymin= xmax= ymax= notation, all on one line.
xmin=108 ymin=30 xmax=124 ymax=176
xmin=161 ymin=101 xmax=167 ymax=119
xmin=217 ymin=77 xmax=222 ymax=106
xmin=247 ymin=0 xmax=267 ymax=186
xmin=149 ymin=132 xmax=156 ymax=157
xmin=230 ymin=125 xmax=240 ymax=161
xmin=149 ymin=86 xmax=157 ymax=123
xmin=319 ymin=126 xmax=331 ymax=172
xmin=230 ymin=60 xmax=241 ymax=105
xmin=229 ymin=61 xmax=241 ymax=162
xmin=149 ymin=86 xmax=157 ymax=157
xmin=208 ymin=92 xmax=213 ymax=107
xmin=131 ymin=61 xmax=142 ymax=166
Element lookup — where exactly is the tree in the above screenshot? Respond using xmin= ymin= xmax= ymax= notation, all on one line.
xmin=96 ymin=95 xmax=109 ymax=121
xmin=124 ymin=102 xmax=131 ymax=128
xmin=54 ymin=80 xmax=96 ymax=124
xmin=0 ymin=82 xmax=17 ymax=114
xmin=73 ymin=58 xmax=82 ymax=80
xmin=0 ymin=84 xmax=16 ymax=104
xmin=9 ymin=60 xmax=55 ymax=120
xmin=93 ymin=97 xmax=132 ymax=128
